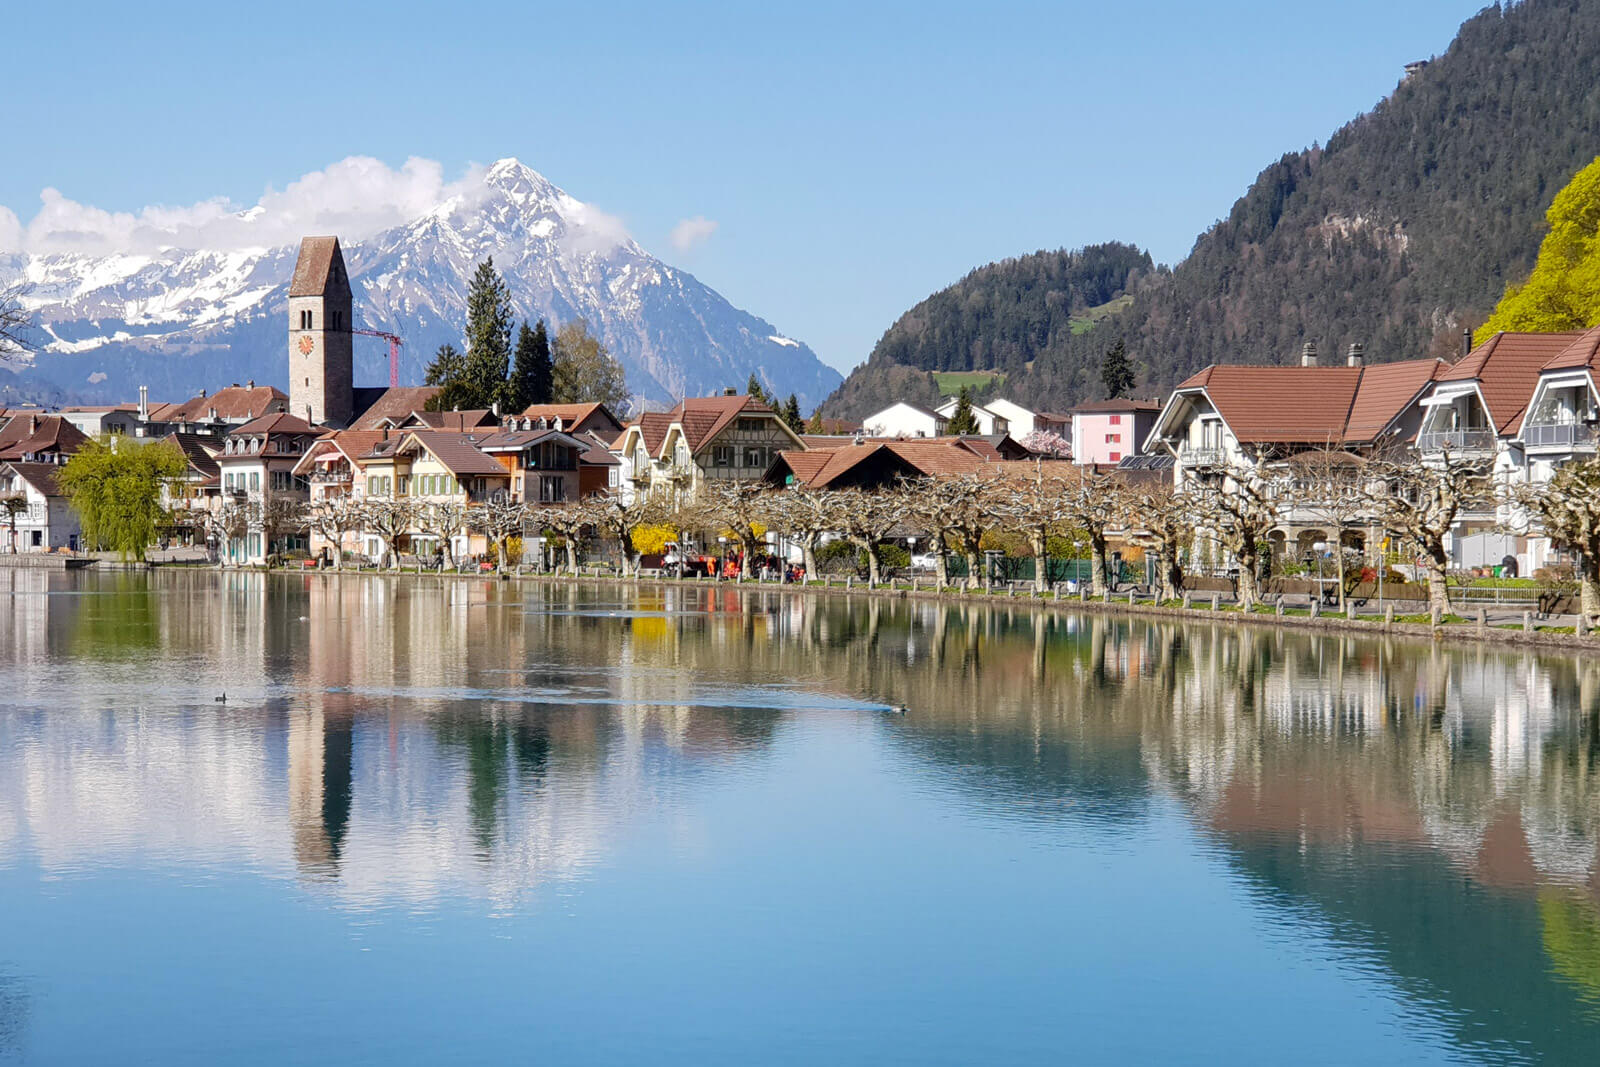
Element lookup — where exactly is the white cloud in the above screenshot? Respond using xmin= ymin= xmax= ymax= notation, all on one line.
xmin=0 ymin=156 xmax=487 ymax=257
xmin=669 ymin=215 xmax=719 ymax=253
xmin=559 ymin=200 xmax=632 ymax=257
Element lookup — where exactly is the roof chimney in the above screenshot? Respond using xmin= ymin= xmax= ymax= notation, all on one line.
xmin=246 ymin=379 xmax=254 ymax=390
xmin=1300 ymin=341 xmax=1319 ymax=367
xmin=138 ymin=385 xmax=149 ymax=422
xmin=724 ymin=387 xmax=737 ymax=397
xmin=491 ymin=401 xmax=500 ymax=417
xmin=1462 ymin=328 xmax=1473 ymax=357
xmin=1346 ymin=342 xmax=1364 ymax=367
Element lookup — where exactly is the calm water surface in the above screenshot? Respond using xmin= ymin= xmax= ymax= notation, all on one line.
xmin=0 ymin=569 xmax=1598 ymax=1064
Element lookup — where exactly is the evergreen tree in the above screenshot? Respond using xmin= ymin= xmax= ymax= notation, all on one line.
xmin=782 ymin=394 xmax=804 ymax=432
xmin=552 ymin=319 xmax=630 ymax=411
xmin=462 ymin=257 xmax=514 ymax=409
xmin=423 ymin=344 xmax=474 ymax=412
xmin=805 ymin=410 xmax=825 ymax=434
xmin=1101 ymin=338 xmax=1135 ymax=398
xmin=506 ymin=319 xmax=554 ymax=412
xmin=746 ymin=373 xmax=768 ymax=403
xmin=947 ymin=387 xmax=980 ymax=435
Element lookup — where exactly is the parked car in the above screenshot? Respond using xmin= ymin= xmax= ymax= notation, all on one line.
xmin=911 ymin=552 xmax=941 ymax=573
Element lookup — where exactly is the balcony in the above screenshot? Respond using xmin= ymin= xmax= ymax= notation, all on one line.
xmin=309 ymin=469 xmax=352 ymax=484
xmin=1416 ymin=429 xmax=1495 ymax=454
xmin=1183 ymin=446 xmax=1225 ymax=468
xmin=1522 ymin=422 xmax=1599 ymax=451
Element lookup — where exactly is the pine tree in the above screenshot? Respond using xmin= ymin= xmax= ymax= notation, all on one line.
xmin=1100 ymin=338 xmax=1135 ymax=398
xmin=947 ymin=387 xmax=980 ymax=435
xmin=746 ymin=373 xmax=768 ymax=404
xmin=782 ymin=394 xmax=803 ymax=432
xmin=462 ymin=257 xmax=514 ymax=409
xmin=506 ymin=319 xmax=554 ymax=412
xmin=423 ymin=344 xmax=474 ymax=412
xmin=805 ymin=410 xmax=824 ymax=434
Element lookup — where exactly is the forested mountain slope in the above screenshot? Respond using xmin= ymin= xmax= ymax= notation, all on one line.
xmin=825 ymin=0 xmax=1600 ymax=418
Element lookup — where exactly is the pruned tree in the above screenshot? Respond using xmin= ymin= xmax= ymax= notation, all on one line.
xmin=1124 ymin=481 xmax=1194 ymax=602
xmin=206 ymin=501 xmax=250 ymax=565
xmin=421 ymin=500 xmax=471 ymax=567
xmin=704 ymin=481 xmax=775 ymax=579
xmin=533 ymin=499 xmax=594 ymax=574
xmin=361 ymin=497 xmax=422 ymax=569
xmin=590 ymin=491 xmax=658 ymax=577
xmin=309 ymin=495 xmax=364 ymax=568
xmin=1192 ymin=462 xmax=1278 ymax=610
xmin=470 ymin=497 xmax=528 ymax=573
xmin=765 ymin=484 xmax=836 ymax=580
xmin=1057 ymin=465 xmax=1127 ymax=596
xmin=1514 ymin=456 xmax=1600 ymax=621
xmin=831 ymin=487 xmax=907 ymax=586
xmin=905 ymin=471 xmax=1004 ymax=589
xmin=1368 ymin=448 xmax=1491 ymax=616
xmin=0 ymin=492 xmax=27 ymax=554
xmin=256 ymin=497 xmax=309 ymax=563
xmin=1286 ymin=446 xmax=1372 ymax=608
xmin=995 ymin=462 xmax=1078 ymax=594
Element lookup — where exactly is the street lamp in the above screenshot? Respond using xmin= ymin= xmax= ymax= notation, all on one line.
xmin=1312 ymin=540 xmax=1328 ymax=603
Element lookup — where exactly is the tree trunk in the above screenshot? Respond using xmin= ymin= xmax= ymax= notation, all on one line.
xmin=1089 ymin=532 xmax=1109 ymax=597
xmin=1236 ymin=544 xmax=1259 ymax=610
xmin=1334 ymin=537 xmax=1347 ymax=610
xmin=858 ymin=539 xmax=882 ymax=586
xmin=1424 ymin=541 xmax=1450 ymax=616
xmin=1029 ymin=530 xmax=1048 ymax=594
xmin=801 ymin=536 xmax=818 ymax=582
xmin=1582 ymin=550 xmax=1600 ymax=624
xmin=739 ymin=532 xmax=759 ymax=579
xmin=566 ymin=537 xmax=579 ymax=575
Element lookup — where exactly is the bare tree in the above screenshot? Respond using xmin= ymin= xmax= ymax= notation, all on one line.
xmin=591 ymin=491 xmax=658 ymax=577
xmin=1 ymin=285 xmax=33 ymax=365
xmin=256 ymin=498 xmax=308 ymax=563
xmin=704 ymin=481 xmax=775 ymax=579
xmin=205 ymin=501 xmax=250 ymax=565
xmin=470 ymin=498 xmax=528 ymax=573
xmin=1284 ymin=447 xmax=1374 ymax=609
xmin=1514 ymin=456 xmax=1600 ymax=623
xmin=361 ymin=498 xmax=422 ymax=569
xmin=309 ymin=496 xmax=363 ymax=569
xmin=905 ymin=471 xmax=1003 ymax=589
xmin=995 ymin=463 xmax=1077 ymax=594
xmin=1368 ymin=448 xmax=1491 ymax=616
xmin=1124 ymin=481 xmax=1193 ymax=602
xmin=0 ymin=492 xmax=26 ymax=554
xmin=421 ymin=501 xmax=471 ymax=567
xmin=765 ymin=485 xmax=836 ymax=581
xmin=1058 ymin=466 xmax=1127 ymax=596
xmin=1192 ymin=462 xmax=1278 ymax=610
xmin=533 ymin=500 xmax=594 ymax=575
xmin=832 ymin=487 xmax=909 ymax=586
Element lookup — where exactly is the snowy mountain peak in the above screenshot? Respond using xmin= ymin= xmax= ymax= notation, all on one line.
xmin=0 ymin=162 xmax=841 ymax=410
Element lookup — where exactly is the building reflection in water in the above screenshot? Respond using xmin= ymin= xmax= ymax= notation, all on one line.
xmin=0 ymin=572 xmax=1597 ymax=1052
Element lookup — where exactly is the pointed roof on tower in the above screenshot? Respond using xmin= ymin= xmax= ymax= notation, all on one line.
xmin=289 ymin=236 xmax=351 ymax=297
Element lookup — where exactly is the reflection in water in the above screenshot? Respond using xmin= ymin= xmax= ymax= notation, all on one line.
xmin=0 ymin=568 xmax=1597 ymax=1060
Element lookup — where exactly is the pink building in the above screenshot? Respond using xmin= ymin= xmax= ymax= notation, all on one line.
xmin=1069 ymin=399 xmax=1161 ymax=466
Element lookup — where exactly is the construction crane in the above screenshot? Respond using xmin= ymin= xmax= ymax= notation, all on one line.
xmin=353 ymin=328 xmax=405 ymax=388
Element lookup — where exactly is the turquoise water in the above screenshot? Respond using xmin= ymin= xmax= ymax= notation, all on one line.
xmin=0 ymin=570 xmax=1597 ymax=1064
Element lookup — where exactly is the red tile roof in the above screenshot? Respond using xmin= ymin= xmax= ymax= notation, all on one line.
xmin=349 ymin=386 xmax=442 ymax=429
xmin=775 ymin=439 xmax=988 ymax=487
xmin=1173 ymin=359 xmax=1447 ymax=443
xmin=404 ymin=409 xmax=498 ymax=431
xmin=152 ymin=385 xmax=289 ymax=424
xmin=1438 ymin=331 xmax=1587 ymax=434
xmin=1535 ymin=323 xmax=1600 ymax=373
xmin=231 ymin=412 xmax=320 ymax=437
xmin=0 ymin=415 xmax=90 ymax=460
xmin=519 ymin=402 xmax=624 ymax=435
xmin=401 ymin=431 xmax=509 ymax=478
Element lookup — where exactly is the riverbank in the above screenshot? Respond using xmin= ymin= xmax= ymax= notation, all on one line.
xmin=206 ymin=562 xmax=1600 ymax=656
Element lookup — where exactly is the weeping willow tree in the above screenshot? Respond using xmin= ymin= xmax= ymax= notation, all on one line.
xmin=57 ymin=437 xmax=187 ymax=560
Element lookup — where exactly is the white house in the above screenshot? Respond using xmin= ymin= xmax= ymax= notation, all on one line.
xmin=861 ymin=402 xmax=947 ymax=439
xmin=0 ymin=463 xmax=81 ymax=553
xmin=932 ymin=398 xmax=1008 ymax=435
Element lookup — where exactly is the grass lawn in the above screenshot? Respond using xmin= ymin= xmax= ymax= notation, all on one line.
xmin=1069 ymin=294 xmax=1135 ymax=335
xmin=931 ymin=370 xmax=1004 ymax=397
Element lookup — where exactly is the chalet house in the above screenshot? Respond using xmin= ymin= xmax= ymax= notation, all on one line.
xmin=615 ymin=393 xmax=805 ymax=505
xmin=159 ymin=434 xmax=224 ymax=539
xmin=861 ymin=402 xmax=947 ymax=439
xmin=933 ymin=397 xmax=1010 ymax=436
xmin=519 ymin=402 xmax=626 ymax=440
xmin=576 ymin=431 xmax=622 ymax=496
xmin=1146 ymin=348 xmax=1448 ymax=559
xmin=143 ymin=383 xmax=289 ymax=437
xmin=216 ymin=413 xmax=320 ymax=563
xmin=0 ymin=463 xmax=80 ymax=552
xmin=1069 ymin=399 xmax=1161 ymax=465
xmin=473 ymin=427 xmax=587 ymax=503
xmin=983 ymin=398 xmax=1070 ymax=438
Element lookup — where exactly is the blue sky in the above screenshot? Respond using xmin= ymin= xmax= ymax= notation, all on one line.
xmin=5 ymin=0 xmax=1485 ymax=373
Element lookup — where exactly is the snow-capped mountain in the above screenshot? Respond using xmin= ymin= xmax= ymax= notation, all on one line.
xmin=0 ymin=159 xmax=841 ymax=410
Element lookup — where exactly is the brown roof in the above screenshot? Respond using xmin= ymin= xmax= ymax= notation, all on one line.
xmin=519 ymin=402 xmax=624 ymax=434
xmin=1536 ymin=323 xmax=1600 ymax=373
xmin=578 ymin=430 xmax=621 ymax=466
xmin=155 ymin=385 xmax=289 ymax=424
xmin=231 ymin=412 xmax=320 ymax=437
xmin=1437 ymin=331 xmax=1586 ymax=435
xmin=401 ymin=431 xmax=508 ymax=478
xmin=672 ymin=394 xmax=779 ymax=453
xmin=162 ymin=433 xmax=221 ymax=480
xmin=1172 ymin=359 xmax=1447 ymax=444
xmin=775 ymin=439 xmax=987 ymax=488
xmin=349 ymin=386 xmax=442 ymax=429
xmin=289 ymin=236 xmax=350 ymax=298
xmin=4 ymin=462 xmax=63 ymax=497
xmin=631 ymin=412 xmax=675 ymax=455
xmin=1068 ymin=399 xmax=1162 ymax=414
xmin=403 ymin=409 xmax=497 ymax=431
xmin=0 ymin=415 xmax=90 ymax=460
xmin=302 ymin=430 xmax=392 ymax=469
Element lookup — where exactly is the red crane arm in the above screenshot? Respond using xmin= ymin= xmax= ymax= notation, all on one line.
xmin=352 ymin=328 xmax=405 ymax=388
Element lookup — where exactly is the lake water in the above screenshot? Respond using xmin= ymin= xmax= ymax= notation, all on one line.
xmin=0 ymin=569 xmax=1597 ymax=1064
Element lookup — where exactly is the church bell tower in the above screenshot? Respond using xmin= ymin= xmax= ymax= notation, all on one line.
xmin=288 ymin=236 xmax=354 ymax=427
